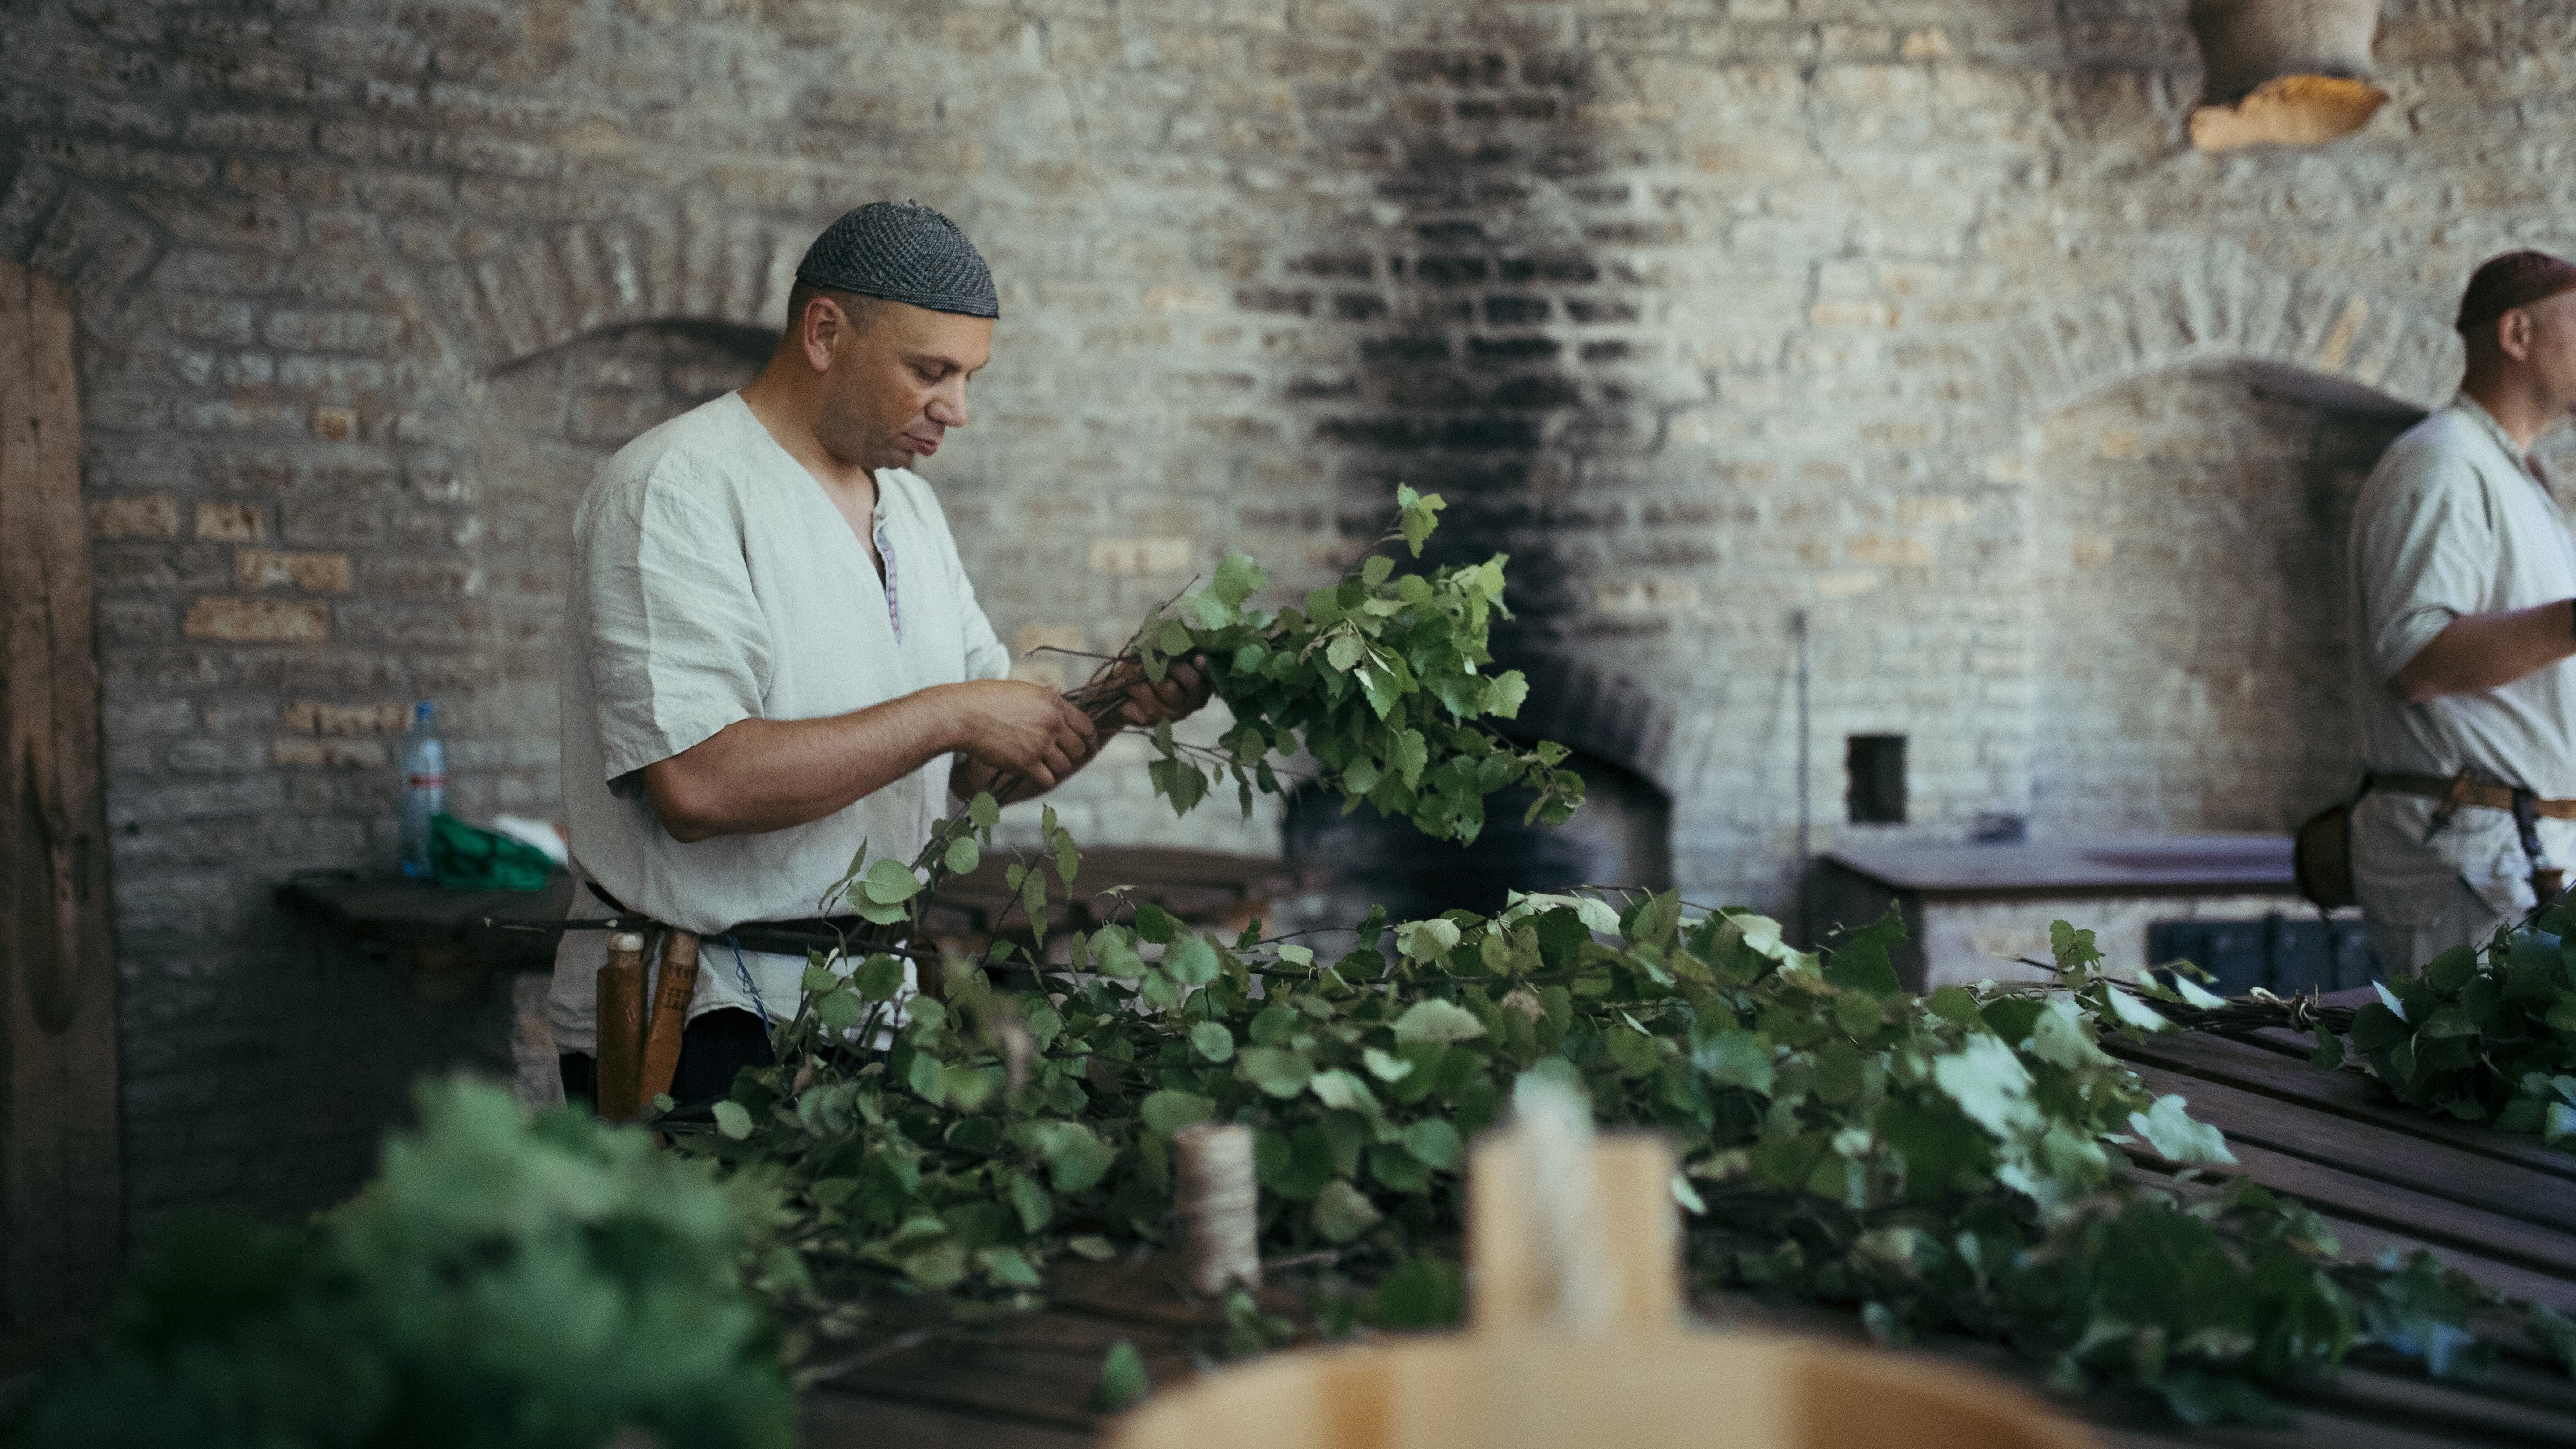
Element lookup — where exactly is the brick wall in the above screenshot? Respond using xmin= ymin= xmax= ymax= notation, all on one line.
xmin=7 ymin=0 xmax=2576 ymax=1222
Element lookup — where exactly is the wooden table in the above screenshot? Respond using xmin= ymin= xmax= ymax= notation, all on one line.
xmin=276 ymin=850 xmax=1312 ymax=991
xmin=802 ymin=995 xmax=2576 ymax=1449
xmin=275 ymin=870 xmax=576 ymax=1000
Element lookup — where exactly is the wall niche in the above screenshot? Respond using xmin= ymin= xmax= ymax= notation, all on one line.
xmin=467 ymin=321 xmax=773 ymax=821
xmin=2026 ymin=362 xmax=2419 ymax=837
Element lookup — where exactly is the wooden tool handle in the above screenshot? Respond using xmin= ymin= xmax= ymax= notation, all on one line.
xmin=1470 ymin=1130 xmax=1679 ymax=1339
xmin=593 ymin=931 xmax=648 ymax=1121
xmin=635 ymin=929 xmax=702 ymax=1111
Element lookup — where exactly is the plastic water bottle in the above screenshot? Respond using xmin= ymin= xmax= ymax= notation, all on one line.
xmin=397 ymin=701 xmax=446 ymax=881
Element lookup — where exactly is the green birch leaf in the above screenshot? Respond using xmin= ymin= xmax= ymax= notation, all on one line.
xmin=1394 ymin=918 xmax=1461 ymax=963
xmin=2129 ymin=1094 xmax=2236 ymax=1165
xmin=817 ymin=989 xmax=863 ymax=1034
xmin=1044 ymin=1125 xmax=1117 ymax=1193
xmin=1141 ymin=1090 xmax=1215 ymax=1135
xmin=1093 ymin=1342 xmax=1151 ymax=1412
xmin=1190 ymin=1020 xmax=1236 ymax=1062
xmin=1238 ymin=1046 xmax=1314 ymax=1098
xmin=1312 ymin=1179 xmax=1383 ymax=1242
xmin=1165 ymin=935 xmax=1221 ymax=985
xmin=1008 ymin=1173 xmax=1054 ymax=1234
xmin=1213 ymin=551 xmax=1269 ymax=606
xmin=1391 ymin=998 xmax=1485 ymax=1044
xmin=2101 ymin=986 xmax=2173 ymax=1034
xmin=864 ymin=857 xmax=922 ymax=904
xmin=1401 ymin=1117 xmax=1462 ymax=1171
xmin=1094 ymin=932 xmax=1146 ymax=980
xmin=712 ymin=1101 xmax=753 ymax=1140
xmin=1932 ymin=1034 xmax=2040 ymax=1140
xmin=854 ymin=953 xmax=905 ymax=1000
xmin=1362 ymin=1046 xmax=1414 ymax=1081
xmin=1309 ymin=1068 xmax=1379 ymax=1115
xmin=1692 ymin=1028 xmax=1775 ymax=1094
xmin=2029 ymin=999 xmax=2112 ymax=1070
xmin=1134 ymin=902 xmax=1180 ymax=944
xmin=944 ymin=836 xmax=980 ymax=875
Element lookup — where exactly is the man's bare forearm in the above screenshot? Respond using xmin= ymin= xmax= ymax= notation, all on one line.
xmin=642 ymin=693 xmax=964 ymax=843
xmin=2390 ymin=600 xmax=2576 ymax=704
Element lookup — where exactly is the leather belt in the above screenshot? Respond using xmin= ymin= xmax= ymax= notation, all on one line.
xmin=586 ymin=881 xmax=873 ymax=957
xmin=2371 ymin=773 xmax=2576 ymax=821
xmin=2372 ymin=771 xmax=2575 ymax=901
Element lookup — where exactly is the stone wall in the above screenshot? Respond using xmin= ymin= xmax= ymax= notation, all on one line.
xmin=7 ymin=0 xmax=2576 ymax=1222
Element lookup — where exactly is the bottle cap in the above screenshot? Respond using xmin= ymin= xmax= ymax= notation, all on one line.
xmin=415 ymin=700 xmax=434 ymax=722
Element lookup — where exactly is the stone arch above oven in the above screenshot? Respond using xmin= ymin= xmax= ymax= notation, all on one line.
xmin=419 ymin=207 xmax=808 ymax=375
xmin=1991 ymin=255 xmax=2461 ymax=421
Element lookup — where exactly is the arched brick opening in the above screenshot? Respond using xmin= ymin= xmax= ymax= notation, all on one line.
xmin=1995 ymin=259 xmax=2460 ymax=420
xmin=418 ymin=207 xmax=813 ymax=375
xmin=2025 ymin=358 xmax=2419 ymax=837
xmin=458 ymin=318 xmax=775 ymax=821
xmin=1281 ymin=653 xmax=1678 ymax=921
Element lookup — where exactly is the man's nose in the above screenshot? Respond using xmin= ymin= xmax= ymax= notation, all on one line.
xmin=927 ymin=380 xmax=969 ymax=429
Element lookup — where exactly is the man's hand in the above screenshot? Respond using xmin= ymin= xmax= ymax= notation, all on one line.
xmin=640 ymin=678 xmax=1099 ymax=843
xmin=950 ymin=678 xmax=1100 ymax=791
xmin=1110 ymin=657 xmax=1214 ymax=729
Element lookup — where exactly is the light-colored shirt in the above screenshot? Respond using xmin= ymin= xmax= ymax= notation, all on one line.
xmin=545 ymin=391 xmax=1010 ymax=1053
xmin=2347 ymin=395 xmax=2576 ymax=926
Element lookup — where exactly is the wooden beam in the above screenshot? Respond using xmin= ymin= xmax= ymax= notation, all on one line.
xmin=0 ymin=255 xmax=120 ymax=1332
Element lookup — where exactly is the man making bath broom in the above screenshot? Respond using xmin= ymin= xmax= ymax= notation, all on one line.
xmin=547 ymin=202 xmax=1209 ymax=1110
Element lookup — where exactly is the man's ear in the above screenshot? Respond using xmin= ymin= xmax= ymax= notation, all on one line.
xmin=2498 ymin=307 xmax=2535 ymax=363
xmin=799 ymin=296 xmax=843 ymax=373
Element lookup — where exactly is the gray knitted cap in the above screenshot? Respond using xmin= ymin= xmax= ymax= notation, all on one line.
xmin=795 ymin=200 xmax=999 ymax=319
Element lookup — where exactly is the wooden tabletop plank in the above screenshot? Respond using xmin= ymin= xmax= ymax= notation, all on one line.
xmin=806 ymin=1302 xmax=1203 ymax=1438
xmin=2132 ymin=1132 xmax=2576 ymax=1280
xmin=805 ymin=1391 xmax=1092 ymax=1449
xmin=2292 ymin=1205 xmax=2576 ymax=1313
xmin=2121 ymin=1062 xmax=2576 ymax=1236
xmin=2287 ymin=1367 xmax=2576 ymax=1448
xmin=2109 ymin=1032 xmax=2576 ymax=1185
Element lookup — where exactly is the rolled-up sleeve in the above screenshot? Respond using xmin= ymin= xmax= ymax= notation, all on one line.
xmin=579 ymin=474 xmax=772 ymax=782
xmin=2359 ymin=457 xmax=2494 ymax=683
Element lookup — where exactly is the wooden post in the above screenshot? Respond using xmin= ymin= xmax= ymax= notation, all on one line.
xmin=0 ymin=256 xmax=121 ymax=1333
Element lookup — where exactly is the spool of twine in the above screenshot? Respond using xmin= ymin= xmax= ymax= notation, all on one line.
xmin=1174 ymin=1123 xmax=1261 ymax=1295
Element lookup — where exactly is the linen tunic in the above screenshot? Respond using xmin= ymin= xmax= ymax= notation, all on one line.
xmin=545 ymin=391 xmax=1010 ymax=1053
xmin=2347 ymin=395 xmax=2576 ymax=935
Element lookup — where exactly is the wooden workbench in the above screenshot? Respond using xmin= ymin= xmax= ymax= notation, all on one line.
xmin=801 ymin=996 xmax=2576 ymax=1448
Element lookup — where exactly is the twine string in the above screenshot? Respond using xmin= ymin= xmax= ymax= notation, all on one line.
xmin=1174 ymin=1123 xmax=1261 ymax=1296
